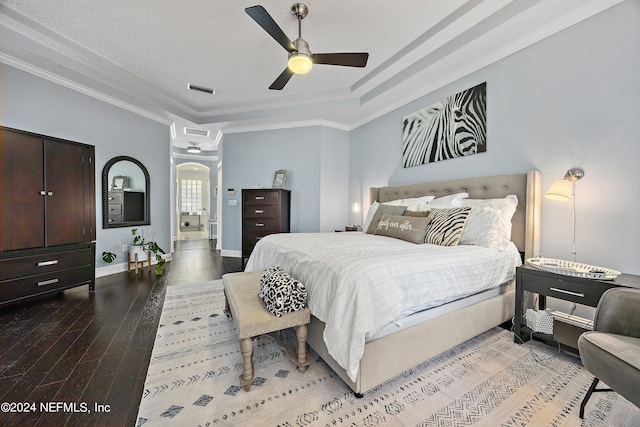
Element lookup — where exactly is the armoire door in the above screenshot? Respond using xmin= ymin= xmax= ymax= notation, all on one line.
xmin=0 ymin=129 xmax=46 ymax=251
xmin=44 ymin=139 xmax=91 ymax=246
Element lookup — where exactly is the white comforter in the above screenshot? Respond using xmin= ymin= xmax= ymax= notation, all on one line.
xmin=245 ymin=232 xmax=521 ymax=382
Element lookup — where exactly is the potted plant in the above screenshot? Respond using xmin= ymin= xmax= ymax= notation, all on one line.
xmin=101 ymin=228 xmax=167 ymax=275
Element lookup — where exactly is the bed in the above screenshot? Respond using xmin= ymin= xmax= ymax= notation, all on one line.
xmin=245 ymin=170 xmax=541 ymax=395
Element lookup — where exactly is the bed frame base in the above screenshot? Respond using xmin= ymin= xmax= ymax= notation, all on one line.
xmin=307 ymin=288 xmax=515 ymax=395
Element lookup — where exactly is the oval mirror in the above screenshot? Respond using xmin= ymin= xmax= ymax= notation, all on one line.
xmin=102 ymin=156 xmax=150 ymax=228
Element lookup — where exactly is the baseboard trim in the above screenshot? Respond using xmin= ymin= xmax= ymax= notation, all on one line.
xmin=95 ymin=253 xmax=173 ymax=278
xmin=221 ymin=249 xmax=241 ymax=258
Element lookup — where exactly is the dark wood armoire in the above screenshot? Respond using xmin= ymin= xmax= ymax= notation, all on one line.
xmin=0 ymin=126 xmax=96 ymax=306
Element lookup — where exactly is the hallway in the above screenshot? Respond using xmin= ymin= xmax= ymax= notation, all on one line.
xmin=0 ymin=239 xmax=242 ymax=427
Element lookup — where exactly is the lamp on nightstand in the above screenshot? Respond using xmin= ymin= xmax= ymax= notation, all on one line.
xmin=352 ymin=200 xmax=361 ymax=228
xmin=546 ymin=168 xmax=584 ymax=261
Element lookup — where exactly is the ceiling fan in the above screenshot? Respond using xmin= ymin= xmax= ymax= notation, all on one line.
xmin=246 ymin=3 xmax=369 ymax=90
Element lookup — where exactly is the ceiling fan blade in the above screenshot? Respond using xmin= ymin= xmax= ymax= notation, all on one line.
xmin=269 ymin=68 xmax=295 ymax=90
xmin=245 ymin=5 xmax=296 ymax=53
xmin=312 ymin=53 xmax=369 ymax=67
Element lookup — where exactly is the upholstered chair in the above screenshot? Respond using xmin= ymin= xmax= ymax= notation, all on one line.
xmin=577 ymin=287 xmax=640 ymax=419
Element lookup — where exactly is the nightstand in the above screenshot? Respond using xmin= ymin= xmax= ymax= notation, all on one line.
xmin=514 ymin=265 xmax=640 ymax=351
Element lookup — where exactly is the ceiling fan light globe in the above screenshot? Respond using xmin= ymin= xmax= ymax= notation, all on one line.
xmin=288 ymin=53 xmax=312 ymax=74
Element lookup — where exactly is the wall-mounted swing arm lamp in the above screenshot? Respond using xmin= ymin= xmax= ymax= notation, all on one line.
xmin=545 ymin=168 xmax=584 ymax=261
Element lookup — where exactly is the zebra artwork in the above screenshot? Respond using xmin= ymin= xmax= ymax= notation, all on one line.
xmin=402 ymin=82 xmax=486 ymax=168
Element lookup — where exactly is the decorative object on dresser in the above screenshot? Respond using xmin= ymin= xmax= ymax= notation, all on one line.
xmin=242 ymin=188 xmax=291 ymax=268
xmin=0 ymin=126 xmax=96 ymax=306
xmin=102 ymin=156 xmax=150 ymax=228
xmin=272 ymin=169 xmax=287 ymax=188
xmin=514 ymin=265 xmax=640 ymax=352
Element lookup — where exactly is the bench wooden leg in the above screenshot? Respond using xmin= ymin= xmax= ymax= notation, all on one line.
xmin=296 ymin=324 xmax=309 ymax=373
xmin=239 ymin=337 xmax=254 ymax=391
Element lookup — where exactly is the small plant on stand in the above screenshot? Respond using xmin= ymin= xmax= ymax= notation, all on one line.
xmin=130 ymin=228 xmax=166 ymax=275
xmin=101 ymin=228 xmax=166 ymax=275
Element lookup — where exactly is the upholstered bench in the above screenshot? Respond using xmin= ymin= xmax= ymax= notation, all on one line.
xmin=222 ymin=270 xmax=311 ymax=392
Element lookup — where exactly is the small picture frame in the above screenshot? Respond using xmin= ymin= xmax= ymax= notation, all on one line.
xmin=272 ymin=169 xmax=287 ymax=188
xmin=111 ymin=175 xmax=130 ymax=190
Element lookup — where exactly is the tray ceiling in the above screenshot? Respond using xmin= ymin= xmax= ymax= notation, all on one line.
xmin=0 ymin=0 xmax=622 ymax=150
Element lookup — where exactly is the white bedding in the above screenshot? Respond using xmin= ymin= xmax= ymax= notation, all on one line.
xmin=245 ymin=232 xmax=522 ymax=382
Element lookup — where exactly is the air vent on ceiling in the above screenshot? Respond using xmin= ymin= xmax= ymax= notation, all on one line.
xmin=184 ymin=127 xmax=210 ymax=137
xmin=187 ymin=83 xmax=215 ymax=94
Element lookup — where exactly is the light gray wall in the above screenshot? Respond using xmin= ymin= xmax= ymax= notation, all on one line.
xmin=350 ymin=1 xmax=640 ymax=275
xmin=1 ymin=64 xmax=171 ymax=273
xmin=220 ymin=125 xmax=349 ymax=254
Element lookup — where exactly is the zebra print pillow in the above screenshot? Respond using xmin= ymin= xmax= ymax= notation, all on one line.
xmin=259 ymin=266 xmax=307 ymax=317
xmin=424 ymin=207 xmax=472 ymax=246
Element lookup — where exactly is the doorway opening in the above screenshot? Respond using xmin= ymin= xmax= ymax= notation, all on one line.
xmin=176 ymin=163 xmax=211 ymax=241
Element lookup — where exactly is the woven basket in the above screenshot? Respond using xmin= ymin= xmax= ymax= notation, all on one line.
xmin=525 ymin=309 xmax=554 ymax=334
xmin=527 ymin=258 xmax=620 ymax=280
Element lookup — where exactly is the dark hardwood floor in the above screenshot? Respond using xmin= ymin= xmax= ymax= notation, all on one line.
xmin=0 ymin=239 xmax=242 ymax=427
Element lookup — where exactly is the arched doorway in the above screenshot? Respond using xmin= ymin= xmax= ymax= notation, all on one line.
xmin=176 ymin=163 xmax=212 ymax=241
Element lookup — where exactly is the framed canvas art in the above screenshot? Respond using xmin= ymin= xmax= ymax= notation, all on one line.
xmin=402 ymin=82 xmax=486 ymax=168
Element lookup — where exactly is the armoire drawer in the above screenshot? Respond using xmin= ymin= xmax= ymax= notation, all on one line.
xmin=0 ymin=247 xmax=93 ymax=281
xmin=242 ymin=231 xmax=272 ymax=252
xmin=109 ymin=204 xmax=123 ymax=215
xmin=0 ymin=265 xmax=94 ymax=302
xmin=243 ymin=190 xmax=280 ymax=205
xmin=242 ymin=218 xmax=281 ymax=231
xmin=107 ymin=191 xmax=123 ymax=204
xmin=242 ymin=205 xmax=278 ymax=219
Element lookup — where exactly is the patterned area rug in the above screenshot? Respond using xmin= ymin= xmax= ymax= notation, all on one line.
xmin=136 ymin=280 xmax=640 ymax=427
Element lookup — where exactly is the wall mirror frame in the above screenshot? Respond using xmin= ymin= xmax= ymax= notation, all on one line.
xmin=102 ymin=156 xmax=151 ymax=228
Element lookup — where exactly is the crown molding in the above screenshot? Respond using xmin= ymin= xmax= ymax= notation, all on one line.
xmin=221 ymin=119 xmax=350 ymax=135
xmin=172 ymin=152 xmax=218 ymax=162
xmin=1 ymin=53 xmax=173 ymax=126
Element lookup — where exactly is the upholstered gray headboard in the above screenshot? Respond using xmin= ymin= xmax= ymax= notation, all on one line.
xmin=370 ymin=170 xmax=541 ymax=260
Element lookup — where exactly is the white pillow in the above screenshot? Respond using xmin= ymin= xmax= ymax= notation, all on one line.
xmin=384 ymin=195 xmax=435 ymax=212
xmin=455 ymin=195 xmax=518 ymax=250
xmin=428 ymin=192 xmax=469 ymax=207
xmin=362 ymin=201 xmax=380 ymax=232
xmin=459 ymin=207 xmax=503 ymax=249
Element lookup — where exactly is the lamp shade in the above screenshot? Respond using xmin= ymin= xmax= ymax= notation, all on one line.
xmin=187 ymin=145 xmax=201 ymax=154
xmin=288 ymin=53 xmax=312 ymax=74
xmin=545 ymin=179 xmax=571 ymax=201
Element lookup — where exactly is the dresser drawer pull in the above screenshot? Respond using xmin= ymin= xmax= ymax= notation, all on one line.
xmin=38 ymin=278 xmax=59 ymax=287
xmin=254 ymin=209 xmax=264 ymax=214
xmin=37 ymin=260 xmax=59 ymax=267
xmin=255 ymin=223 xmax=265 ymax=227
xmin=255 ymin=196 xmax=265 ymax=200
xmin=550 ymin=287 xmax=585 ymax=298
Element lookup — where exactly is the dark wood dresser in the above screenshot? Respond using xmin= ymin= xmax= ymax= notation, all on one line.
xmin=242 ymin=189 xmax=291 ymax=267
xmin=1 ymin=126 xmax=96 ymax=306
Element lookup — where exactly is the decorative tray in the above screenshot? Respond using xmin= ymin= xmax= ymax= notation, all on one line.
xmin=526 ymin=258 xmax=621 ymax=280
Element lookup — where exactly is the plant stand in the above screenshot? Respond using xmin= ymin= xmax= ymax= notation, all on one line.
xmin=128 ymin=250 xmax=151 ymax=274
